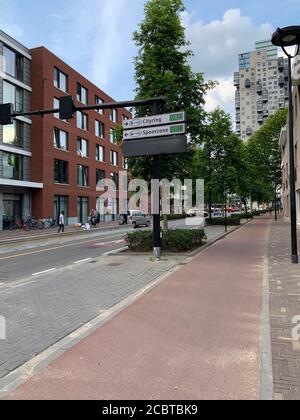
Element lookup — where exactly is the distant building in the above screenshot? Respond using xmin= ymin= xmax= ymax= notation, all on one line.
xmin=0 ymin=30 xmax=43 ymax=230
xmin=234 ymin=40 xmax=289 ymax=141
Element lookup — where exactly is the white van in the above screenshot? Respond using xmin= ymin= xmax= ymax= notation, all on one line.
xmin=119 ymin=210 xmax=151 ymax=228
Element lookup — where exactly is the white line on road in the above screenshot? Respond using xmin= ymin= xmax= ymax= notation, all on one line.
xmin=74 ymin=258 xmax=92 ymax=264
xmin=32 ymin=268 xmax=57 ymax=277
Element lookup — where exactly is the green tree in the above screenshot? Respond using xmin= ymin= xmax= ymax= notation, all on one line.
xmin=129 ymin=0 xmax=215 ymax=184
xmin=246 ymin=108 xmax=288 ymax=206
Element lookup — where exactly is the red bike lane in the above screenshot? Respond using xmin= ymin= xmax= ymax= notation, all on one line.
xmin=6 ymin=217 xmax=270 ymax=400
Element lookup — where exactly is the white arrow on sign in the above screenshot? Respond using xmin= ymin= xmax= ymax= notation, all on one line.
xmin=123 ymin=111 xmax=186 ymax=130
xmin=123 ymin=123 xmax=186 ymax=140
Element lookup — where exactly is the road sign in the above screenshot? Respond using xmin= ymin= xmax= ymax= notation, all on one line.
xmin=123 ymin=123 xmax=186 ymax=140
xmin=123 ymin=111 xmax=186 ymax=130
xmin=123 ymin=135 xmax=187 ymax=157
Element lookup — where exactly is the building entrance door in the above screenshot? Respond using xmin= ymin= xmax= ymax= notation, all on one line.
xmin=3 ymin=194 xmax=22 ymax=219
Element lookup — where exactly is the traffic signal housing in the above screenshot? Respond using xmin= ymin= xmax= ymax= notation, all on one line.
xmin=0 ymin=103 xmax=13 ymax=125
xmin=59 ymin=96 xmax=74 ymax=120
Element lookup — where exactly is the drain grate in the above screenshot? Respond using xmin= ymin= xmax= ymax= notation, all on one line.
xmin=107 ymin=263 xmax=123 ymax=267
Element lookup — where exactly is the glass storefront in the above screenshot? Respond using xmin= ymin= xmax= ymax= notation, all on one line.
xmin=77 ymin=197 xmax=89 ymax=224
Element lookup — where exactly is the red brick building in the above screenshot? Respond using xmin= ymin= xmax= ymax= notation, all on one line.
xmin=30 ymin=47 xmax=131 ymax=225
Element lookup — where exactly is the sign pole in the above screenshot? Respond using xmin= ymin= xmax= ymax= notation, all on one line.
xmin=152 ymin=102 xmax=162 ymax=261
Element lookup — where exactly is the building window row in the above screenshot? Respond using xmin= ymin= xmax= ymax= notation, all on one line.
xmin=54 ymin=159 xmax=119 ymax=189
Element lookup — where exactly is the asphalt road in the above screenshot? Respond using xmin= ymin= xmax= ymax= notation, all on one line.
xmin=0 ymin=219 xmax=202 ymax=284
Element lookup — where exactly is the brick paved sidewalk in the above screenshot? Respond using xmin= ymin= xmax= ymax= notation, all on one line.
xmin=268 ymin=218 xmax=300 ymax=400
xmin=4 ymin=217 xmax=269 ymax=400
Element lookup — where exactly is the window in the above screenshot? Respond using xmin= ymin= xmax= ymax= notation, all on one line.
xmin=111 ymin=173 xmax=118 ymax=190
xmin=110 ymin=108 xmax=118 ymax=123
xmin=95 ymin=120 xmax=104 ymax=138
xmin=3 ymin=81 xmax=23 ymax=112
xmin=54 ymin=128 xmax=68 ymax=151
xmin=78 ymin=165 xmax=89 ymax=187
xmin=3 ymin=120 xmax=23 ymax=147
xmin=110 ymin=128 xmax=116 ymax=144
xmin=95 ymin=96 xmax=104 ymax=114
xmin=54 ymin=67 xmax=68 ymax=92
xmin=110 ymin=150 xmax=118 ymax=166
xmin=54 ymin=159 xmax=68 ymax=184
xmin=96 ymin=145 xmax=105 ymax=162
xmin=2 ymin=153 xmax=23 ymax=180
xmin=77 ymin=83 xmax=88 ymax=104
xmin=122 ymin=114 xmax=129 ymax=123
xmin=77 ymin=138 xmax=89 ymax=158
xmin=76 ymin=111 xmax=88 ymax=131
xmin=96 ymin=169 xmax=105 ymax=189
xmin=123 ymin=158 xmax=128 ymax=170
xmin=3 ymin=46 xmax=23 ymax=80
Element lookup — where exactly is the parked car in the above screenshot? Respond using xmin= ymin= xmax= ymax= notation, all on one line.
xmin=119 ymin=210 xmax=151 ymax=228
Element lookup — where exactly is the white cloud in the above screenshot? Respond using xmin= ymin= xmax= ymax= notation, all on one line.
xmin=182 ymin=9 xmax=277 ymax=117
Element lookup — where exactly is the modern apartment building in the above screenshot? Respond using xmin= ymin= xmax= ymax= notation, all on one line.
xmin=0 ymin=30 xmax=43 ymax=230
xmin=30 ymin=47 xmax=131 ymax=225
xmin=234 ymin=40 xmax=289 ymax=141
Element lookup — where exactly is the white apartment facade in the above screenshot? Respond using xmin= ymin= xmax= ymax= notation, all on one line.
xmin=234 ymin=40 xmax=289 ymax=141
xmin=0 ymin=30 xmax=43 ymax=230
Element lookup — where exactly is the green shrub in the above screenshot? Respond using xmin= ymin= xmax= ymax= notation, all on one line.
xmin=126 ymin=228 xmax=207 ymax=252
xmin=252 ymin=210 xmax=261 ymax=216
xmin=208 ymin=217 xmax=241 ymax=226
xmin=165 ymin=213 xmax=187 ymax=221
xmin=240 ymin=212 xmax=254 ymax=219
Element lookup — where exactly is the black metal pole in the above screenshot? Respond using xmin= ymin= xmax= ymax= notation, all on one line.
xmin=274 ymin=185 xmax=278 ymax=222
xmin=152 ymin=102 xmax=162 ymax=260
xmin=224 ymin=186 xmax=228 ymax=233
xmin=288 ymin=56 xmax=299 ymax=263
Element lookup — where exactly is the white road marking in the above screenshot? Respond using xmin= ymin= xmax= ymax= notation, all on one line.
xmin=74 ymin=258 xmax=92 ymax=264
xmin=32 ymin=268 xmax=57 ymax=277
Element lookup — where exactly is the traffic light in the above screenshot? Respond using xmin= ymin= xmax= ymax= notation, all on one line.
xmin=0 ymin=103 xmax=13 ymax=125
xmin=59 ymin=96 xmax=74 ymax=120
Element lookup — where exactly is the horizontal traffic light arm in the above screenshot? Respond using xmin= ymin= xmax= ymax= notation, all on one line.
xmin=5 ymin=97 xmax=165 ymax=122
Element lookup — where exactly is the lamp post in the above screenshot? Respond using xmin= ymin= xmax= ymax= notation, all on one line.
xmin=272 ymin=26 xmax=300 ymax=264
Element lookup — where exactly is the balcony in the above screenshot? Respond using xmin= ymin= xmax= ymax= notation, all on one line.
xmin=278 ymin=76 xmax=285 ymax=87
xmin=256 ymin=84 xmax=262 ymax=95
xmin=235 ymin=101 xmax=240 ymax=110
xmin=262 ymin=90 xmax=268 ymax=102
xmin=257 ymin=101 xmax=263 ymax=113
xmin=257 ymin=115 xmax=263 ymax=124
xmin=246 ymin=128 xmax=253 ymax=136
xmin=245 ymin=79 xmax=251 ymax=88
xmin=278 ymin=57 xmax=284 ymax=72
xmin=234 ymin=72 xmax=240 ymax=87
xmin=263 ymin=109 xmax=269 ymax=117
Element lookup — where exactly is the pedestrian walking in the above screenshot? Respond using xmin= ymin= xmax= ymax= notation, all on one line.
xmin=57 ymin=211 xmax=65 ymax=233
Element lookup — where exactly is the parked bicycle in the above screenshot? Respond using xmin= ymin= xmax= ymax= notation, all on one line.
xmin=40 ymin=217 xmax=56 ymax=229
xmin=23 ymin=216 xmax=45 ymax=231
xmin=9 ymin=216 xmax=24 ymax=230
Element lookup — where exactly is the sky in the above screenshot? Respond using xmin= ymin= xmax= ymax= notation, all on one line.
xmin=0 ymin=0 xmax=300 ymax=120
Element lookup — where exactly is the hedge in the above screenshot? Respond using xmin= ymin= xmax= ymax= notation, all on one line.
xmin=239 ymin=212 xmax=254 ymax=219
xmin=126 ymin=228 xmax=207 ymax=253
xmin=207 ymin=216 xmax=241 ymax=226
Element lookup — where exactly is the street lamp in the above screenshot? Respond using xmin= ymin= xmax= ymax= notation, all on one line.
xmin=272 ymin=26 xmax=300 ymax=264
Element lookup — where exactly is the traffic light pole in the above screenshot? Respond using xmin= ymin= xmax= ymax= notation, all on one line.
xmin=152 ymin=101 xmax=162 ymax=261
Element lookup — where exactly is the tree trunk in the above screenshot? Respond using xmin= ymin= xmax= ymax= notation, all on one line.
xmin=163 ymin=214 xmax=168 ymax=231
